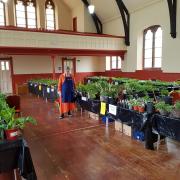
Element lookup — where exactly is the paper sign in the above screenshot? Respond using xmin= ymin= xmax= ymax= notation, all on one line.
xmin=88 ymin=80 xmax=91 ymax=84
xmin=109 ymin=104 xmax=117 ymax=115
xmin=115 ymin=82 xmax=118 ymax=85
xmin=39 ymin=85 xmax=42 ymax=91
xmin=81 ymin=96 xmax=87 ymax=101
xmin=51 ymin=88 xmax=54 ymax=92
xmin=100 ymin=102 xmax=106 ymax=115
xmin=47 ymin=88 xmax=50 ymax=93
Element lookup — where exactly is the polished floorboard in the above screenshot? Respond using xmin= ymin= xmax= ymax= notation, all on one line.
xmin=1 ymin=95 xmax=180 ymax=180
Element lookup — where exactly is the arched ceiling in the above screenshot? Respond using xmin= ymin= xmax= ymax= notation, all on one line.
xmin=62 ymin=0 xmax=160 ymax=23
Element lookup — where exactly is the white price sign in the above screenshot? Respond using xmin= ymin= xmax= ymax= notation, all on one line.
xmin=109 ymin=104 xmax=117 ymax=115
xmin=115 ymin=82 xmax=118 ymax=85
xmin=81 ymin=97 xmax=87 ymax=101
xmin=51 ymin=88 xmax=54 ymax=92
xmin=47 ymin=88 xmax=50 ymax=93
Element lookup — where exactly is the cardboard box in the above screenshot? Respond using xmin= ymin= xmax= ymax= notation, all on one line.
xmin=15 ymin=84 xmax=28 ymax=95
xmin=88 ymin=112 xmax=99 ymax=120
xmin=115 ymin=121 xmax=123 ymax=132
xmin=123 ymin=124 xmax=132 ymax=137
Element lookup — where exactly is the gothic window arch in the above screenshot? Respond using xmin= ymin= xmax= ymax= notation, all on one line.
xmin=0 ymin=0 xmax=6 ymax=26
xmin=45 ymin=0 xmax=55 ymax=30
xmin=15 ymin=0 xmax=37 ymax=28
xmin=143 ymin=25 xmax=162 ymax=69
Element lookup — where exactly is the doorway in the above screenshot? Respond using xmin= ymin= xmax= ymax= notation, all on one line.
xmin=73 ymin=17 xmax=77 ymax=32
xmin=0 ymin=58 xmax=13 ymax=94
xmin=62 ymin=58 xmax=76 ymax=75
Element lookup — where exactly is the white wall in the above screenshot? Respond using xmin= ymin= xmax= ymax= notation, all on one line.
xmin=84 ymin=7 xmax=96 ymax=33
xmin=103 ymin=17 xmax=124 ymax=36
xmin=13 ymin=56 xmax=53 ymax=74
xmin=72 ymin=3 xmax=96 ymax=33
xmin=103 ymin=0 xmax=180 ymax=73
xmin=76 ymin=56 xmax=105 ymax=73
xmin=72 ymin=2 xmax=85 ymax=32
xmin=12 ymin=55 xmax=104 ymax=74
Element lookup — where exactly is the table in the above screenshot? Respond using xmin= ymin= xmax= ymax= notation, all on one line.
xmin=152 ymin=114 xmax=180 ymax=141
xmin=0 ymin=138 xmax=37 ymax=180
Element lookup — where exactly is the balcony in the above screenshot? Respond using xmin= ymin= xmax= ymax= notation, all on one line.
xmin=0 ymin=26 xmax=127 ymax=57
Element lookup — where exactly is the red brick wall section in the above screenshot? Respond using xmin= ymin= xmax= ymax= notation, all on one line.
xmin=12 ymin=72 xmax=103 ymax=93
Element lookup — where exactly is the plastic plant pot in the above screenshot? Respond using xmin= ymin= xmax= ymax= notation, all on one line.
xmin=138 ymin=106 xmax=145 ymax=113
xmin=5 ymin=129 xmax=19 ymax=141
xmin=133 ymin=106 xmax=139 ymax=111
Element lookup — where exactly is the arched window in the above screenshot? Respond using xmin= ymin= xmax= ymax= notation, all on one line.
xmin=45 ymin=0 xmax=55 ymax=30
xmin=15 ymin=0 xmax=37 ymax=28
xmin=143 ymin=26 xmax=162 ymax=69
xmin=0 ymin=0 xmax=6 ymax=26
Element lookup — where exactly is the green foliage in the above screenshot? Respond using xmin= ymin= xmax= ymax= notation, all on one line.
xmin=77 ymin=83 xmax=87 ymax=94
xmin=160 ymin=89 xmax=169 ymax=96
xmin=155 ymin=101 xmax=173 ymax=113
xmin=86 ymin=83 xmax=98 ymax=99
xmin=175 ymin=101 xmax=180 ymax=110
xmin=0 ymin=92 xmax=37 ymax=133
xmin=30 ymin=79 xmax=58 ymax=86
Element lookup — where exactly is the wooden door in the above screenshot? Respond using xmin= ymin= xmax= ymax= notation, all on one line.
xmin=73 ymin=17 xmax=77 ymax=32
xmin=62 ymin=58 xmax=76 ymax=75
xmin=0 ymin=60 xmax=13 ymax=94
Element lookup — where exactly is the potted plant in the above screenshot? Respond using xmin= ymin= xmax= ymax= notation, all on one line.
xmin=0 ymin=106 xmax=36 ymax=140
xmin=171 ymin=101 xmax=180 ymax=119
xmin=137 ymin=98 xmax=145 ymax=113
xmin=129 ymin=99 xmax=139 ymax=111
xmin=160 ymin=89 xmax=172 ymax=105
xmin=86 ymin=83 xmax=98 ymax=100
xmin=155 ymin=101 xmax=173 ymax=116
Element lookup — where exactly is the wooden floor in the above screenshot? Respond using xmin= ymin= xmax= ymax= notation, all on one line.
xmin=2 ymin=95 xmax=180 ymax=180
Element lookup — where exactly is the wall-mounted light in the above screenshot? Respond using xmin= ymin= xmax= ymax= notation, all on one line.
xmin=88 ymin=4 xmax=95 ymax=14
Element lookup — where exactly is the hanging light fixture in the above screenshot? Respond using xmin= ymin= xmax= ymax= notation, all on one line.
xmin=88 ymin=0 xmax=95 ymax=14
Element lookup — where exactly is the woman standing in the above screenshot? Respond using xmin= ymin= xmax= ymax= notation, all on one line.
xmin=58 ymin=66 xmax=76 ymax=119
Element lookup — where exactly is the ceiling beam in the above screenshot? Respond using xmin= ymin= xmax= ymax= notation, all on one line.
xmin=167 ymin=0 xmax=177 ymax=38
xmin=81 ymin=0 xmax=103 ymax=34
xmin=115 ymin=0 xmax=130 ymax=46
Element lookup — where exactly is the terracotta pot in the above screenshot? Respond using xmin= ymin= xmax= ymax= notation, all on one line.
xmin=138 ymin=106 xmax=145 ymax=113
xmin=5 ymin=129 xmax=19 ymax=140
xmin=133 ymin=106 xmax=139 ymax=111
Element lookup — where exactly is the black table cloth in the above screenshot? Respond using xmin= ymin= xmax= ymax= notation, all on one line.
xmin=0 ymin=138 xmax=37 ymax=180
xmin=152 ymin=114 xmax=180 ymax=141
xmin=77 ymin=98 xmax=100 ymax=114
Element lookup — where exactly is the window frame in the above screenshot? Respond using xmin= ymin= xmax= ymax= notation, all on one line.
xmin=45 ymin=0 xmax=56 ymax=30
xmin=0 ymin=0 xmax=6 ymax=26
xmin=14 ymin=0 xmax=37 ymax=28
xmin=106 ymin=56 xmax=122 ymax=71
xmin=143 ymin=25 xmax=162 ymax=70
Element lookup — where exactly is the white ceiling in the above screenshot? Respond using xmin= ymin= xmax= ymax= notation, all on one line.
xmin=62 ymin=0 xmax=160 ymax=23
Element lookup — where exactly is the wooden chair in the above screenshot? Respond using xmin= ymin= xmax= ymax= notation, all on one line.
xmin=6 ymin=95 xmax=21 ymax=117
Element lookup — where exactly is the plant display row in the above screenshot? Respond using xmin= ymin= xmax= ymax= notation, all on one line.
xmin=29 ymin=79 xmax=58 ymax=86
xmin=86 ymin=76 xmax=180 ymax=87
xmin=77 ymin=79 xmax=180 ymax=118
xmin=28 ymin=79 xmax=58 ymax=102
xmin=0 ymin=93 xmax=36 ymax=140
